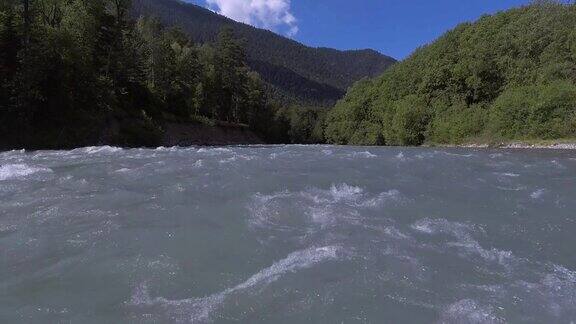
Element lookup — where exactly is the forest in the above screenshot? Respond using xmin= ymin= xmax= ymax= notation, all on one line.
xmin=325 ymin=1 xmax=576 ymax=146
xmin=131 ymin=0 xmax=396 ymax=107
xmin=0 ymin=0 xmax=327 ymax=149
xmin=3 ymin=1 xmax=576 ymax=149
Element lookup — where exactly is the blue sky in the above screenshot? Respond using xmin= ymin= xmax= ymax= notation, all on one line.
xmin=186 ymin=0 xmax=537 ymax=60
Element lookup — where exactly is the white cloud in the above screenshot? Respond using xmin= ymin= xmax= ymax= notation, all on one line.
xmin=206 ymin=0 xmax=299 ymax=37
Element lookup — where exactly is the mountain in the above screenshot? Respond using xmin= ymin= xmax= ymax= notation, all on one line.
xmin=131 ymin=0 xmax=396 ymax=106
xmin=325 ymin=2 xmax=576 ymax=146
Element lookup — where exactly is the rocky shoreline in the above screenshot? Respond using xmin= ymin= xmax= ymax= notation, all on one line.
xmin=499 ymin=142 xmax=576 ymax=150
xmin=432 ymin=142 xmax=576 ymax=150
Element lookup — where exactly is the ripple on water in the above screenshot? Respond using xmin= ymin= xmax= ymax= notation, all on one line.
xmin=196 ymin=147 xmax=232 ymax=155
xmin=531 ymin=189 xmax=547 ymax=200
xmin=440 ymin=299 xmax=504 ymax=324
xmin=72 ymin=146 xmax=123 ymax=155
xmin=411 ymin=218 xmax=517 ymax=270
xmin=412 ymin=217 xmax=576 ymax=321
xmin=247 ymin=184 xmax=404 ymax=232
xmin=395 ymin=152 xmax=408 ymax=161
xmin=218 ymin=154 xmax=255 ymax=164
xmin=1 ymin=146 xmax=574 ymax=323
xmin=349 ymin=151 xmax=377 ymax=158
xmin=128 ymin=246 xmax=343 ymax=323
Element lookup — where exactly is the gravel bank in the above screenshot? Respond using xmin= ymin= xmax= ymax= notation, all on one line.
xmin=499 ymin=142 xmax=576 ymax=150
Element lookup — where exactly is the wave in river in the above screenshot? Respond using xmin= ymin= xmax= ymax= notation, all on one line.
xmin=0 ymin=164 xmax=52 ymax=181
xmin=129 ymin=246 xmax=343 ymax=323
xmin=248 ymin=183 xmax=403 ymax=231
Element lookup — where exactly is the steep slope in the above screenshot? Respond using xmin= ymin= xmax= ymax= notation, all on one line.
xmin=131 ymin=0 xmax=396 ymax=105
xmin=326 ymin=2 xmax=576 ymax=145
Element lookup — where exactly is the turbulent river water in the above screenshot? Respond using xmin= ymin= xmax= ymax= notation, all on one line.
xmin=1 ymin=145 xmax=575 ymax=323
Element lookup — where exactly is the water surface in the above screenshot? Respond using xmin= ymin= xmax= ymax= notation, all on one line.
xmin=1 ymin=145 xmax=575 ymax=323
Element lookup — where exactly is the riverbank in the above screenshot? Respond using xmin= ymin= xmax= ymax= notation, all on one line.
xmin=428 ymin=139 xmax=576 ymax=150
xmin=499 ymin=142 xmax=576 ymax=150
xmin=161 ymin=121 xmax=264 ymax=146
xmin=0 ymin=118 xmax=265 ymax=151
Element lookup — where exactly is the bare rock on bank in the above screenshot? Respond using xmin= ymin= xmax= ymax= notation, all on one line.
xmin=501 ymin=142 xmax=576 ymax=150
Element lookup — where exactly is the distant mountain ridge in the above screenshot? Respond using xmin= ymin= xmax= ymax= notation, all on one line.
xmin=131 ymin=0 xmax=397 ymax=105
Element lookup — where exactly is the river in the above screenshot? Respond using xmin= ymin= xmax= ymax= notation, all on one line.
xmin=1 ymin=145 xmax=575 ymax=323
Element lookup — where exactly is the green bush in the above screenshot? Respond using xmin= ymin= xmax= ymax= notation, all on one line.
xmin=489 ymin=81 xmax=576 ymax=139
xmin=428 ymin=104 xmax=488 ymax=144
xmin=390 ymin=95 xmax=431 ymax=145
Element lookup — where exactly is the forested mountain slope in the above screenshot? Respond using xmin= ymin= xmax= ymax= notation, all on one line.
xmin=325 ymin=2 xmax=576 ymax=145
xmin=131 ymin=0 xmax=396 ymax=105
xmin=0 ymin=0 xmax=280 ymax=149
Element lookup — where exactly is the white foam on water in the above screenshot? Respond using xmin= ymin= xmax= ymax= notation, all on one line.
xmin=232 ymin=246 xmax=341 ymax=291
xmin=328 ymin=183 xmax=363 ymax=202
xmin=551 ymin=160 xmax=566 ymax=169
xmin=3 ymin=148 xmax=26 ymax=154
xmin=440 ymin=299 xmax=504 ymax=324
xmin=155 ymin=146 xmax=180 ymax=152
xmin=173 ymin=184 xmax=185 ymax=192
xmin=458 ymin=284 xmax=506 ymax=299
xmin=0 ymin=224 xmax=17 ymax=235
xmin=442 ymin=152 xmax=475 ymax=158
xmin=219 ymin=154 xmax=255 ymax=164
xmin=412 ymin=219 xmax=516 ymax=269
xmin=496 ymin=185 xmax=527 ymax=192
xmin=540 ymin=265 xmax=576 ymax=314
xmin=0 ymin=164 xmax=52 ymax=181
xmin=415 ymin=150 xmax=474 ymax=159
xmin=495 ymin=172 xmax=520 ymax=178
xmin=372 ymin=225 xmax=411 ymax=240
xmin=129 ymin=246 xmax=342 ymax=323
xmin=395 ymin=152 xmax=407 ymax=161
xmin=362 ymin=190 xmax=402 ymax=208
xmin=0 ymin=149 xmax=26 ymax=161
xmin=411 ymin=218 xmax=473 ymax=237
xmin=268 ymin=151 xmax=291 ymax=160
xmin=414 ymin=220 xmax=576 ymax=319
xmin=531 ymin=189 xmax=546 ymax=199
xmin=78 ymin=146 xmax=123 ymax=154
xmin=415 ymin=151 xmax=438 ymax=160
xmin=197 ymin=148 xmax=232 ymax=155
xmin=447 ymin=241 xmax=515 ymax=267
xmin=247 ymin=191 xmax=295 ymax=231
xmin=219 ymin=156 xmax=236 ymax=163
xmin=247 ymin=184 xmax=405 ymax=238
xmin=310 ymin=184 xmax=402 ymax=209
xmin=350 ymin=151 xmax=377 ymax=158
xmin=308 ymin=206 xmax=337 ymax=227
xmin=514 ymin=264 xmax=576 ymax=318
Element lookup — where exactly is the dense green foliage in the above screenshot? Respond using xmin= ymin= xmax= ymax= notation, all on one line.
xmin=131 ymin=0 xmax=396 ymax=106
xmin=269 ymin=105 xmax=327 ymax=144
xmin=0 ymin=0 xmax=297 ymax=148
xmin=326 ymin=1 xmax=576 ymax=145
